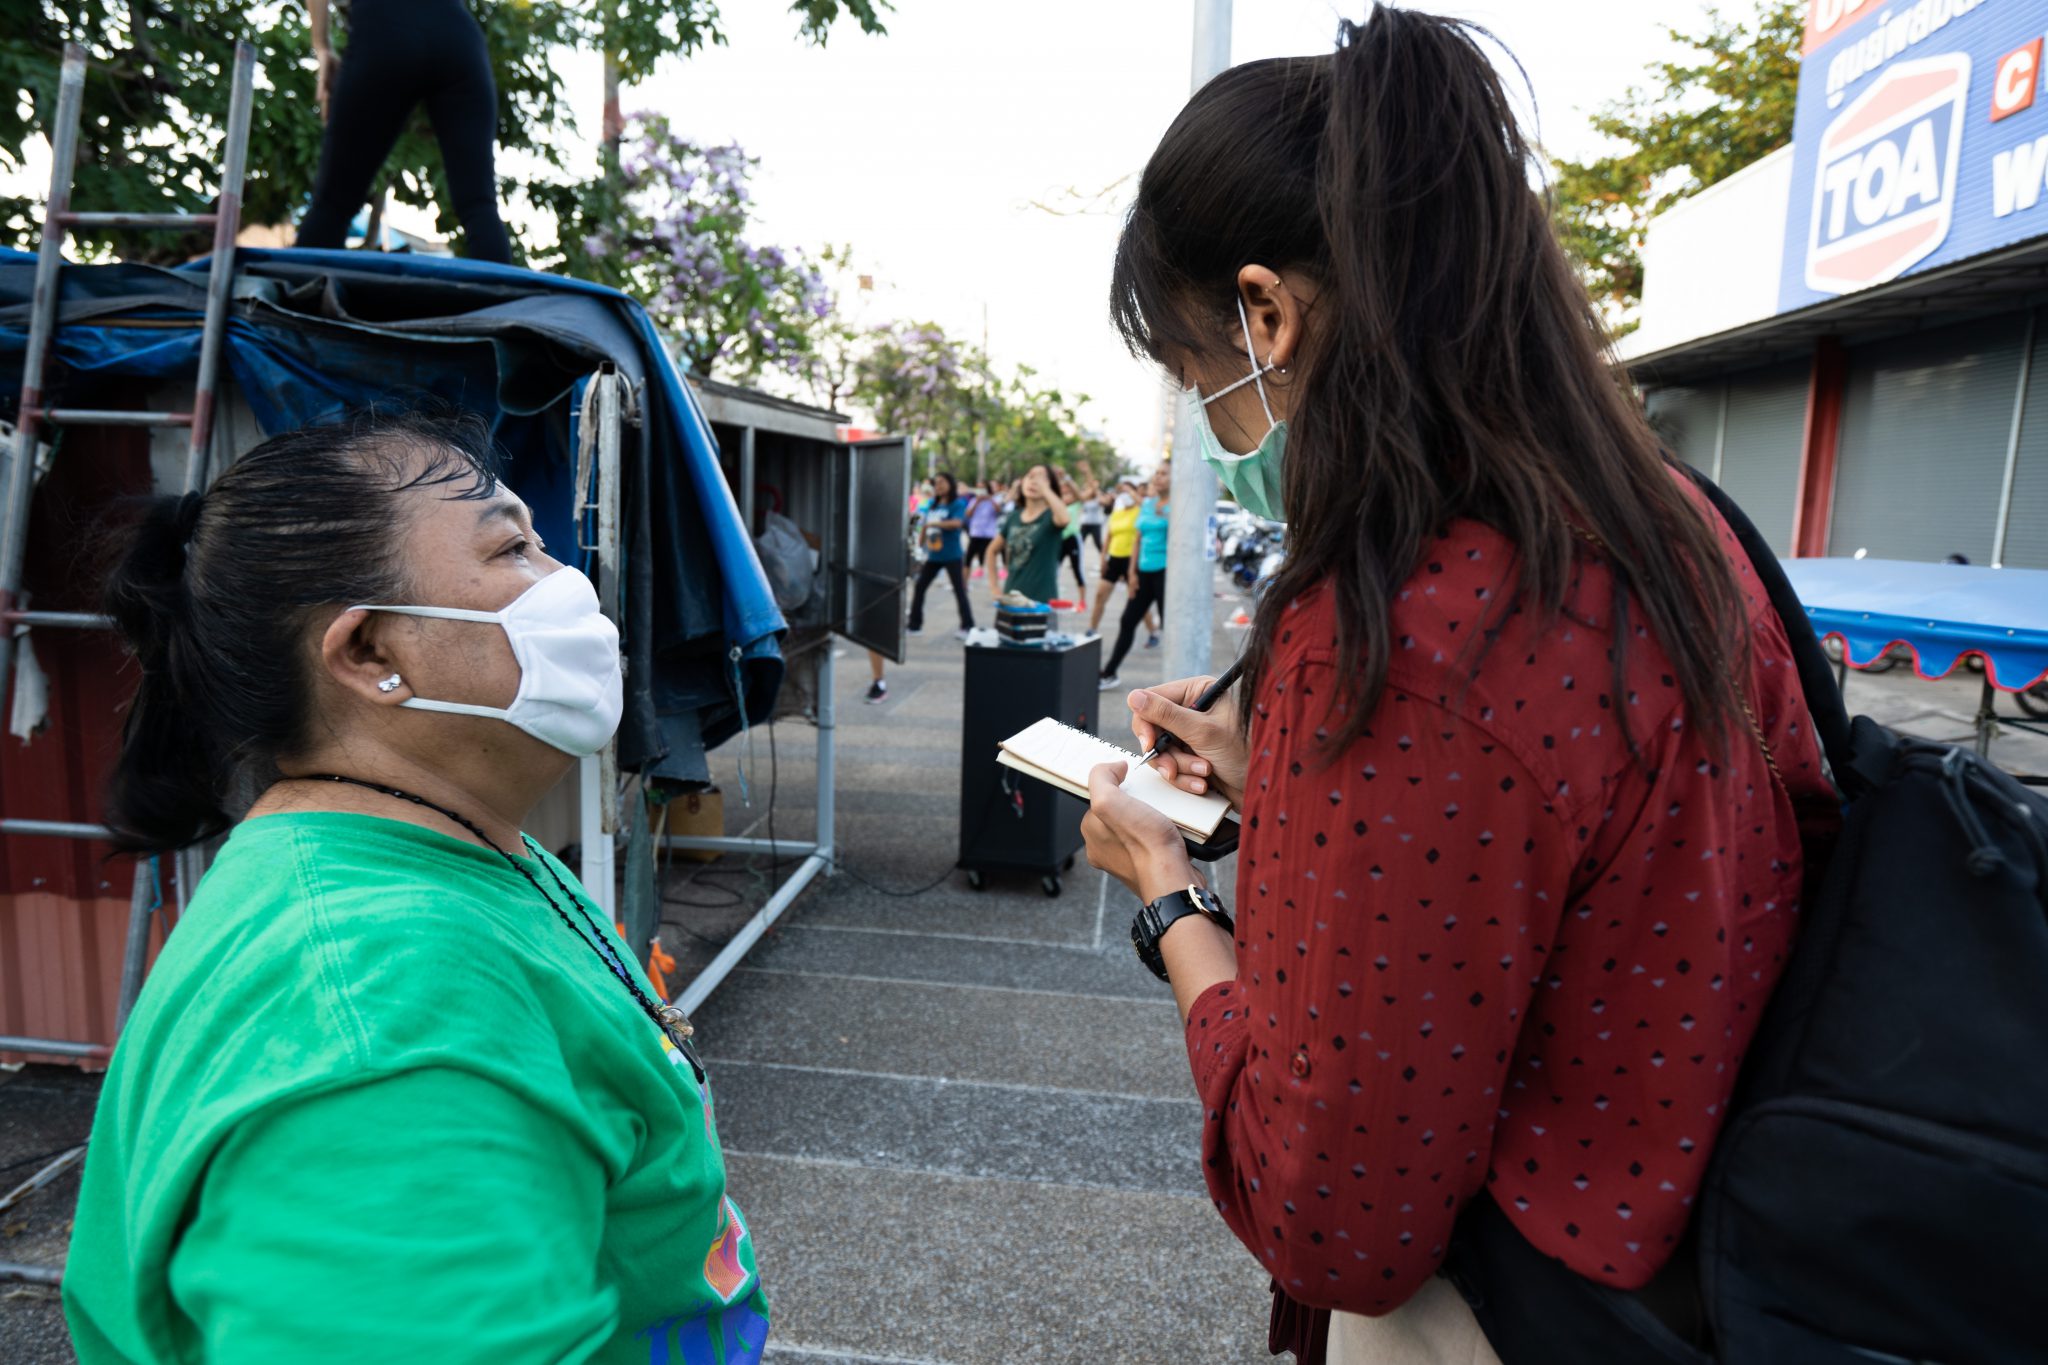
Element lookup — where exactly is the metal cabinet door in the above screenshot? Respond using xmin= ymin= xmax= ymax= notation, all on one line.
xmin=828 ymin=435 xmax=913 ymax=663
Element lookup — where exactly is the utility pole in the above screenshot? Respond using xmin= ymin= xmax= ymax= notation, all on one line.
xmin=977 ymin=301 xmax=990 ymax=486
xmin=1162 ymin=0 xmax=1231 ymax=683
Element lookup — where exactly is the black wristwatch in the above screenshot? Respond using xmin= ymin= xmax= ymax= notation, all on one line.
xmin=1131 ymin=884 xmax=1234 ymax=982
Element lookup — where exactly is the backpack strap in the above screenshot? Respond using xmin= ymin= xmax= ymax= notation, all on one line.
xmin=1670 ymin=461 xmax=1856 ymax=783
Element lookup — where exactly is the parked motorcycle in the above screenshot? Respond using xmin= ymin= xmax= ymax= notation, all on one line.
xmin=1211 ymin=503 xmax=1286 ymax=596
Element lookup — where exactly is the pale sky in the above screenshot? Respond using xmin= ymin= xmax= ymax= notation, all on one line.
xmin=9 ymin=1 xmax=1742 ymax=461
xmin=569 ymin=0 xmax=1734 ymax=462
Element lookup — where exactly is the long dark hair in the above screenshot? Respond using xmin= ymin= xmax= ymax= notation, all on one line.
xmin=1022 ymin=463 xmax=1062 ymax=504
xmin=102 ymin=408 xmax=499 ymax=853
xmin=1110 ymin=6 xmax=1748 ymax=756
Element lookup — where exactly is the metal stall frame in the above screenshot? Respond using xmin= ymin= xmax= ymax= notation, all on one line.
xmin=664 ymin=652 xmax=835 ymax=1018
xmin=662 ymin=385 xmax=835 ymax=1018
xmin=660 ymin=381 xmax=911 ymax=1015
xmin=0 ymin=40 xmax=254 ymax=1065
xmin=576 ymin=367 xmax=628 ymax=922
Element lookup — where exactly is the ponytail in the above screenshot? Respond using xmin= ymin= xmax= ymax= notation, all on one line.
xmin=98 ymin=408 xmax=500 ymax=853
xmin=102 ymin=493 xmax=232 ymax=850
xmin=1110 ymin=4 xmax=1751 ymax=760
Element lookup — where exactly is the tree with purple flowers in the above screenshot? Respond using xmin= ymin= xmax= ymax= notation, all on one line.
xmin=853 ymin=320 xmax=1115 ymax=484
xmin=568 ymin=116 xmax=833 ymax=383
xmin=855 ymin=321 xmax=988 ymax=471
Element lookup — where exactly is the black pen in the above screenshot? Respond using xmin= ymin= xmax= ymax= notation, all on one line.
xmin=1134 ymin=658 xmax=1246 ymax=767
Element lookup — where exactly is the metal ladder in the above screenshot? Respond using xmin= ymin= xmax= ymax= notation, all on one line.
xmin=0 ymin=40 xmax=256 ymax=1063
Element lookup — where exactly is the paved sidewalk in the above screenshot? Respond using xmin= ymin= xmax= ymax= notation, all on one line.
xmin=680 ymin=571 xmax=1274 ymax=1364
xmin=8 ymin=564 xmax=2040 ymax=1364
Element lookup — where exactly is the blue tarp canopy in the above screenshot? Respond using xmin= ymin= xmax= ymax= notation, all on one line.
xmin=0 ymin=246 xmax=784 ymax=783
xmin=1781 ymin=557 xmax=2048 ymax=693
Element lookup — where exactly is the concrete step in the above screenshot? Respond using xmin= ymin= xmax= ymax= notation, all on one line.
xmin=709 ymin=1059 xmax=1203 ymax=1195
xmin=728 ymin=1154 xmax=1271 ymax=1365
xmin=746 ymin=921 xmax=1167 ymax=1002
xmin=779 ymin=879 xmax=1103 ymax=947
xmin=694 ymin=970 xmax=1188 ymax=1100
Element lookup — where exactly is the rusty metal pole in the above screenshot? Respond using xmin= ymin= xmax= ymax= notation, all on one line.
xmin=183 ymin=40 xmax=255 ymax=493
xmin=0 ymin=45 xmax=86 ymax=703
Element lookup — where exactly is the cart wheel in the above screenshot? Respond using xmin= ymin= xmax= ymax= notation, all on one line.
xmin=966 ymin=869 xmax=986 ymax=891
xmin=2018 ymin=683 xmax=2048 ymax=720
xmin=1041 ymin=874 xmax=1062 ymax=897
xmin=1062 ymin=854 xmax=1076 ymax=872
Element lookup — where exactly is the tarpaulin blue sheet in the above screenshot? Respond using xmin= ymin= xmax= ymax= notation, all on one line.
xmin=1780 ymin=557 xmax=2048 ymax=693
xmin=0 ymin=246 xmax=784 ymax=779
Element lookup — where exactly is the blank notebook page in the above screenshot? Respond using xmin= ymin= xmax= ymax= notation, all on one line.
xmin=996 ymin=716 xmax=1232 ymax=839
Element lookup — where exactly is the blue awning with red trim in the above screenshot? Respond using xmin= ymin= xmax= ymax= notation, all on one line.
xmin=1781 ymin=557 xmax=2048 ymax=693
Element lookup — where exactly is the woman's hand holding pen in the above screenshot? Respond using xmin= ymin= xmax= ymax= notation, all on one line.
xmin=1127 ymin=677 xmax=1249 ymax=808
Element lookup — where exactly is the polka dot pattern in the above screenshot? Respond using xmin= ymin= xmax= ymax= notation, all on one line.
xmin=1184 ymin=493 xmax=1831 ymax=1314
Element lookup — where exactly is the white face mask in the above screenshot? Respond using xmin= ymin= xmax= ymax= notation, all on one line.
xmin=352 ymin=566 xmax=624 ymax=757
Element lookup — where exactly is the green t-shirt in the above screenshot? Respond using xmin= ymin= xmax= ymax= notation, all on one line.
xmin=63 ymin=812 xmax=768 ymax=1365
xmin=1000 ymin=505 xmax=1065 ymax=603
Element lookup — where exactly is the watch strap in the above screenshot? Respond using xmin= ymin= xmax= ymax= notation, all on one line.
xmin=1131 ymin=885 xmax=1234 ymax=982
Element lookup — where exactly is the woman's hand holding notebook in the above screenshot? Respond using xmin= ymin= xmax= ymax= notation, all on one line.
xmin=995 ymin=716 xmax=1234 ymax=840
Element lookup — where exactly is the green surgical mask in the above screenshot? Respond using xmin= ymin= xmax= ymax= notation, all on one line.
xmin=1185 ymin=296 xmax=1287 ymax=521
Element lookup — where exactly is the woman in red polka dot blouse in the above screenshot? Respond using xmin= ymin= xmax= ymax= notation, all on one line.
xmin=1080 ymin=9 xmax=1837 ymax=1363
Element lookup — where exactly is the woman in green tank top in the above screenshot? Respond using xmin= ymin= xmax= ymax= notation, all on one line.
xmin=63 ymin=410 xmax=769 ymax=1364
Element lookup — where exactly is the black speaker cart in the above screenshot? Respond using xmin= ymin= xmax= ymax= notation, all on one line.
xmin=958 ymin=635 xmax=1103 ymax=896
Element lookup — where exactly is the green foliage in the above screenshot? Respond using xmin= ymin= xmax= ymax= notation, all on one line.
xmin=855 ymin=321 xmax=983 ymax=469
xmin=1 ymin=0 xmax=888 ymax=261
xmin=850 ymin=320 xmax=1115 ymax=484
xmin=790 ymin=247 xmax=869 ymax=412
xmin=1550 ymin=1 xmax=1802 ymax=328
xmin=983 ymin=366 xmax=1115 ymax=485
xmin=3 ymin=2 xmax=327 ymax=260
xmin=555 ymin=120 xmax=832 ymax=384
xmin=787 ymin=0 xmax=891 ymax=46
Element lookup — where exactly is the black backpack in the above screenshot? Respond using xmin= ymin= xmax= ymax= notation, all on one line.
xmin=1445 ymin=471 xmax=2048 ymax=1365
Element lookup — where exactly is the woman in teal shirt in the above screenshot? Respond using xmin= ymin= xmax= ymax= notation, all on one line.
xmin=1099 ymin=463 xmax=1172 ymax=687
xmin=907 ymin=469 xmax=975 ymax=635
xmin=64 ymin=411 xmax=768 ymax=1364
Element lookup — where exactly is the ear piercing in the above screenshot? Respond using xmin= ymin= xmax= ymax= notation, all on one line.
xmin=378 ymin=674 xmax=403 ymax=693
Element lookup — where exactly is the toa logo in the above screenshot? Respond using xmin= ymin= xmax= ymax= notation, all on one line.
xmin=1806 ymin=52 xmax=1971 ymax=294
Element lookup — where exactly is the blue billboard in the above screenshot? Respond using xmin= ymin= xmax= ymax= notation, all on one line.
xmin=1780 ymin=0 xmax=2048 ymax=313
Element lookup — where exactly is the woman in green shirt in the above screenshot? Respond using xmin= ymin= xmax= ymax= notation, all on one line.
xmin=63 ymin=410 xmax=768 ymax=1364
xmin=982 ymin=461 xmax=1070 ymax=605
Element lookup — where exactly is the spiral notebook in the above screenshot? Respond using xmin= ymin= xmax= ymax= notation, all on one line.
xmin=995 ymin=716 xmax=1233 ymax=840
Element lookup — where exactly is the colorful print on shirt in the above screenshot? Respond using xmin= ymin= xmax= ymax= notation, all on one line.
xmin=703 ymin=1197 xmax=753 ymax=1304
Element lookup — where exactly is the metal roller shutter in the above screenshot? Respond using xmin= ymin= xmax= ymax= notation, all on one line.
xmin=2000 ymin=313 xmax=2048 ymax=569
xmin=1829 ymin=314 xmax=2027 ymax=564
xmin=1718 ymin=360 xmax=1808 ymax=557
xmin=1644 ymin=385 xmax=1720 ymax=470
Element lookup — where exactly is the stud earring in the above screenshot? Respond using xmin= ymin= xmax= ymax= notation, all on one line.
xmin=378 ymin=674 xmax=403 ymax=693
